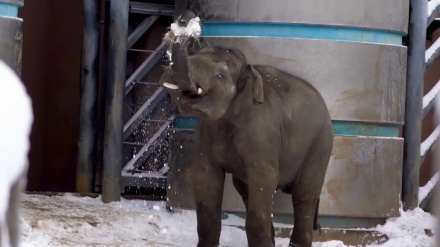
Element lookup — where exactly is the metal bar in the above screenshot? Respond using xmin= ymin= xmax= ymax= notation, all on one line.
xmin=420 ymin=181 xmax=439 ymax=210
xmin=140 ymin=119 xmax=168 ymax=122
xmin=426 ymin=18 xmax=440 ymax=41
xmin=128 ymin=48 xmax=162 ymax=53
xmin=77 ymin=0 xmax=100 ymax=193
xmin=129 ymin=2 xmax=174 ymax=16
xmin=121 ymin=171 xmax=167 ymax=189
xmin=123 ymin=142 xmax=147 ymax=146
xmin=428 ymin=0 xmax=440 ymax=26
xmin=122 ymin=117 xmax=174 ymax=172
xmin=135 ymin=81 xmax=160 ymax=86
xmin=93 ymin=0 xmax=109 ymax=193
xmin=402 ymin=0 xmax=427 ymax=210
xmin=421 ymin=143 xmax=435 ymax=165
xmin=123 ymin=87 xmax=167 ymax=140
xmin=102 ymin=0 xmax=129 ymax=203
xmin=425 ymin=36 xmax=440 ymax=68
xmin=121 ymin=171 xmax=166 ymax=178
xmin=423 ymin=79 xmax=440 ymax=117
xmin=127 ymin=15 xmax=159 ymax=49
xmin=125 ymin=42 xmax=166 ymax=95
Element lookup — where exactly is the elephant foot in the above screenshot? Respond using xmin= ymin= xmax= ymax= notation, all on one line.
xmin=289 ymin=243 xmax=306 ymax=247
xmin=247 ymin=238 xmax=275 ymax=247
xmin=196 ymin=243 xmax=219 ymax=247
xmin=248 ymin=244 xmax=275 ymax=247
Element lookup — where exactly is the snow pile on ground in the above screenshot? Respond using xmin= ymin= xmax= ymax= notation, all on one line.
xmin=371 ymin=207 xmax=437 ymax=247
xmin=20 ymin=194 xmax=273 ymax=247
xmin=19 ymin=193 xmax=437 ymax=247
xmin=0 ymin=60 xmax=33 ymax=247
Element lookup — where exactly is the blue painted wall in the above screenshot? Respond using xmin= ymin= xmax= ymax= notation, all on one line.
xmin=202 ymin=22 xmax=403 ymax=46
xmin=0 ymin=2 xmax=22 ymax=18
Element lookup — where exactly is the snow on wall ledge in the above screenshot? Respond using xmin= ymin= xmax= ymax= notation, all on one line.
xmin=0 ymin=59 xmax=33 ymax=246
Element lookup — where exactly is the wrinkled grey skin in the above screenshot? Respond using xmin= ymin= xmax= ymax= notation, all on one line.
xmin=160 ymin=30 xmax=333 ymax=247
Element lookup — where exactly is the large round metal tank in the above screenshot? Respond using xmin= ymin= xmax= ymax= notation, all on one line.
xmin=168 ymin=0 xmax=409 ymax=228
xmin=0 ymin=0 xmax=23 ymax=75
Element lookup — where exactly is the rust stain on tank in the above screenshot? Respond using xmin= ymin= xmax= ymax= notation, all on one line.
xmin=332 ymin=46 xmax=385 ymax=121
xmin=332 ymin=138 xmax=356 ymax=160
xmin=326 ymin=180 xmax=342 ymax=200
xmin=349 ymin=162 xmax=361 ymax=180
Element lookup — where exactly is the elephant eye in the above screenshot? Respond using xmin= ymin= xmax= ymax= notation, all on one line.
xmin=216 ymin=74 xmax=225 ymax=80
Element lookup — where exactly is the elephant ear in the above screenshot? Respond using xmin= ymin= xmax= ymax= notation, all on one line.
xmin=226 ymin=48 xmax=247 ymax=65
xmin=233 ymin=65 xmax=264 ymax=115
xmin=250 ymin=65 xmax=264 ymax=103
xmin=226 ymin=49 xmax=263 ymax=102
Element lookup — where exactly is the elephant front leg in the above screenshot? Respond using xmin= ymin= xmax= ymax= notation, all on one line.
xmin=191 ymin=164 xmax=225 ymax=247
xmin=245 ymin=168 xmax=278 ymax=247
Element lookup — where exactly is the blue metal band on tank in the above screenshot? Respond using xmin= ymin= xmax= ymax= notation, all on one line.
xmin=332 ymin=121 xmax=400 ymax=137
xmin=173 ymin=117 xmax=400 ymax=137
xmin=0 ymin=3 xmax=20 ymax=17
xmin=222 ymin=211 xmax=386 ymax=229
xmin=201 ymin=22 xmax=404 ymax=46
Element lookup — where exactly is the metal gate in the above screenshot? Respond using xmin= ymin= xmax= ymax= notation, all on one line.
xmin=77 ymin=0 xmax=176 ymax=201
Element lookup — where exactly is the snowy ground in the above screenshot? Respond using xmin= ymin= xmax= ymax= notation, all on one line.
xmin=19 ymin=193 xmax=437 ymax=247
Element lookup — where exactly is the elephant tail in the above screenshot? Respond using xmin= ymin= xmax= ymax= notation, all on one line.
xmin=313 ymin=199 xmax=322 ymax=235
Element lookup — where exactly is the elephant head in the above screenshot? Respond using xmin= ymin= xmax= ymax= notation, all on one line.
xmin=160 ymin=40 xmax=264 ymax=121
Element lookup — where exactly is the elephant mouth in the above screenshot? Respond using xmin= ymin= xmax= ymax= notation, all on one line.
xmin=182 ymin=89 xmax=202 ymax=99
xmin=162 ymin=82 xmax=204 ymax=99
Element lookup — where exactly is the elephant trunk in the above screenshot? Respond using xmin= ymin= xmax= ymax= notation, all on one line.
xmin=170 ymin=42 xmax=197 ymax=93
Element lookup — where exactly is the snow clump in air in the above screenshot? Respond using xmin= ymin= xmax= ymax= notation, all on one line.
xmin=163 ymin=15 xmax=201 ymax=63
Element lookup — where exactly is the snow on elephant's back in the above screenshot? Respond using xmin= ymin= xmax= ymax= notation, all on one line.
xmin=0 ymin=60 xmax=33 ymax=223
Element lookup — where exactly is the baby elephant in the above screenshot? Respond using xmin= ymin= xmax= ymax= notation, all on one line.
xmin=160 ymin=38 xmax=333 ymax=247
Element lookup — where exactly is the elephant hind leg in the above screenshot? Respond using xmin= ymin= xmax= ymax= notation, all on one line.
xmin=313 ymin=199 xmax=321 ymax=234
xmin=289 ymin=146 xmax=331 ymax=246
xmin=232 ymin=176 xmax=275 ymax=246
